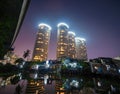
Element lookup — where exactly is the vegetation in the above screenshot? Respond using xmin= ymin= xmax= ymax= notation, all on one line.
xmin=23 ymin=49 xmax=31 ymax=60
xmin=0 ymin=0 xmax=23 ymax=59
xmin=0 ymin=63 xmax=19 ymax=76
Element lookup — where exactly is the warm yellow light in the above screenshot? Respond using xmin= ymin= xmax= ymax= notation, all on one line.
xmin=60 ymin=92 xmax=65 ymax=94
xmin=36 ymin=48 xmax=40 ymax=50
xmin=37 ymin=41 xmax=40 ymax=43
xmin=61 ymin=30 xmax=65 ymax=32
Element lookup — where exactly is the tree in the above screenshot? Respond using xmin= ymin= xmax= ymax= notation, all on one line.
xmin=23 ymin=49 xmax=30 ymax=61
xmin=15 ymin=58 xmax=24 ymax=65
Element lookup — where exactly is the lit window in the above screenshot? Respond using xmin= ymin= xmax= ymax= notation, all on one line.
xmin=60 ymin=88 xmax=64 ymax=90
xmin=46 ymin=33 xmax=49 ymax=36
xmin=81 ymin=46 xmax=83 ymax=49
xmin=36 ymin=48 xmax=40 ymax=50
xmin=60 ymin=30 xmax=65 ymax=33
xmin=34 ymin=56 xmax=39 ymax=59
xmin=38 ymin=37 xmax=41 ymax=39
xmin=60 ymin=52 xmax=64 ymax=54
xmin=37 ymin=41 xmax=41 ymax=43
xmin=60 ymin=47 xmax=64 ymax=51
xmin=40 ymin=26 xmax=44 ymax=29
xmin=60 ymin=35 xmax=63 ymax=38
xmin=64 ymin=43 xmax=67 ymax=45
xmin=41 ymin=49 xmax=44 ymax=52
xmin=41 ymin=41 xmax=43 ymax=43
xmin=60 ymin=92 xmax=65 ymax=94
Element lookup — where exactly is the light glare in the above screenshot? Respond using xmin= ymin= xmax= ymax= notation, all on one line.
xmin=75 ymin=37 xmax=86 ymax=41
xmin=68 ymin=31 xmax=76 ymax=36
xmin=38 ymin=23 xmax=52 ymax=30
xmin=57 ymin=22 xmax=69 ymax=28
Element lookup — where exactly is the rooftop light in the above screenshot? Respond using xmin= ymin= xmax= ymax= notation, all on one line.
xmin=38 ymin=23 xmax=52 ymax=30
xmin=68 ymin=31 xmax=76 ymax=36
xmin=75 ymin=37 xmax=86 ymax=41
xmin=57 ymin=22 xmax=69 ymax=28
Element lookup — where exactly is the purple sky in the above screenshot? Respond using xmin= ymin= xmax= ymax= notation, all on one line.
xmin=13 ymin=0 xmax=120 ymax=60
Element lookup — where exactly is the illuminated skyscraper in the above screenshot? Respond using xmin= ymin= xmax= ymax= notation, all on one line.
xmin=32 ymin=23 xmax=51 ymax=61
xmin=68 ymin=31 xmax=76 ymax=58
xmin=75 ymin=37 xmax=87 ymax=60
xmin=57 ymin=23 xmax=69 ymax=59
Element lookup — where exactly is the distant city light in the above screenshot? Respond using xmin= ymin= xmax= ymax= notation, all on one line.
xmin=118 ymin=69 xmax=120 ymax=73
xmin=34 ymin=73 xmax=38 ymax=79
xmin=44 ymin=74 xmax=49 ymax=85
xmin=36 ymin=65 xmax=39 ymax=70
xmin=45 ymin=60 xmax=50 ymax=68
xmin=70 ymin=80 xmax=79 ymax=88
xmin=75 ymin=37 xmax=86 ymax=41
xmin=68 ymin=31 xmax=76 ymax=36
xmin=38 ymin=23 xmax=52 ymax=30
xmin=57 ymin=22 xmax=69 ymax=28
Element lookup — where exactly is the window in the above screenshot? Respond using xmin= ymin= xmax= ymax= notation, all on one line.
xmin=46 ymin=33 xmax=49 ymax=36
xmin=37 ymin=41 xmax=41 ymax=43
xmin=41 ymin=49 xmax=44 ymax=52
xmin=60 ymin=52 xmax=64 ymax=54
xmin=36 ymin=48 xmax=40 ymax=50
xmin=40 ymin=26 xmax=44 ymax=29
xmin=60 ymin=30 xmax=65 ymax=33
xmin=34 ymin=56 xmax=39 ymax=59
xmin=60 ymin=47 xmax=65 ymax=51
xmin=38 ymin=37 xmax=41 ymax=39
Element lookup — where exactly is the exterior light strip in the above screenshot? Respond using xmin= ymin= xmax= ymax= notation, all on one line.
xmin=57 ymin=22 xmax=69 ymax=28
xmin=68 ymin=31 xmax=76 ymax=36
xmin=38 ymin=23 xmax=52 ymax=30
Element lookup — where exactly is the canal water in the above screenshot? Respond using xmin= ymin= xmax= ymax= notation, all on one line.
xmin=0 ymin=73 xmax=120 ymax=94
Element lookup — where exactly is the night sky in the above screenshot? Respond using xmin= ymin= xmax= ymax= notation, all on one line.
xmin=13 ymin=0 xmax=120 ymax=60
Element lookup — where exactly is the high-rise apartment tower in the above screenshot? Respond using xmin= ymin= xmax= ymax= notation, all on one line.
xmin=68 ymin=31 xmax=76 ymax=58
xmin=57 ymin=23 xmax=69 ymax=59
xmin=75 ymin=37 xmax=87 ymax=60
xmin=32 ymin=23 xmax=51 ymax=61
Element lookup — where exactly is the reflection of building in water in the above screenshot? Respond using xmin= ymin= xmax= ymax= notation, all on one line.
xmin=26 ymin=80 xmax=46 ymax=94
xmin=79 ymin=87 xmax=95 ymax=94
xmin=55 ymin=80 xmax=66 ymax=94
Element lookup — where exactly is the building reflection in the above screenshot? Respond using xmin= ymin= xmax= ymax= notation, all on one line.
xmin=24 ymin=73 xmax=120 ymax=94
xmin=26 ymin=80 xmax=45 ymax=94
xmin=1 ymin=72 xmax=119 ymax=94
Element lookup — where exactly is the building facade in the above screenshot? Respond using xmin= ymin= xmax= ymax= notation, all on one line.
xmin=32 ymin=23 xmax=51 ymax=61
xmin=67 ymin=31 xmax=76 ymax=59
xmin=57 ymin=23 xmax=69 ymax=59
xmin=75 ymin=37 xmax=87 ymax=60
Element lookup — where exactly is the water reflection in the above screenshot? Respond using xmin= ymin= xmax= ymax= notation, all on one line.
xmin=0 ymin=73 xmax=120 ymax=94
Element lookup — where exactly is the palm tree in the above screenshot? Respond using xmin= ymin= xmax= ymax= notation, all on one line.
xmin=23 ymin=49 xmax=30 ymax=61
xmin=15 ymin=58 xmax=24 ymax=65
